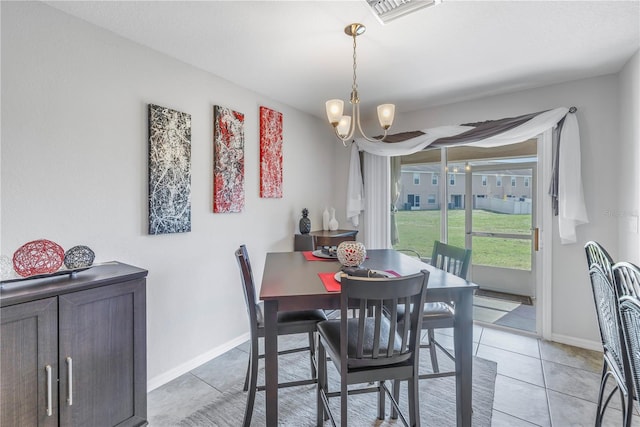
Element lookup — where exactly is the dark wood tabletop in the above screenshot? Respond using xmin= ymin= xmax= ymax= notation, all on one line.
xmin=261 ymin=249 xmax=474 ymax=303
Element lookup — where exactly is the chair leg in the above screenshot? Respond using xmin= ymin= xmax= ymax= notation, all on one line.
xmin=624 ymin=385 xmax=633 ymax=427
xmin=341 ymin=372 xmax=348 ymax=426
xmin=243 ymin=336 xmax=255 ymax=392
xmin=243 ymin=355 xmax=250 ymax=392
xmin=308 ymin=331 xmax=317 ymax=378
xmin=317 ymin=342 xmax=326 ymax=427
xmin=391 ymin=380 xmax=401 ymax=419
xmin=242 ymin=337 xmax=259 ymax=427
xmin=597 ymin=366 xmax=630 ymax=427
xmin=408 ymin=375 xmax=420 ymax=427
xmin=428 ymin=329 xmax=440 ymax=373
xmin=377 ymin=380 xmax=386 ymax=420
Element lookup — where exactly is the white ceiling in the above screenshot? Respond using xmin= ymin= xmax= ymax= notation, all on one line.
xmin=45 ymin=1 xmax=640 ymax=121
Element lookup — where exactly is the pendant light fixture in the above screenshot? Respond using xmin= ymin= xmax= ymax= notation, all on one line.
xmin=326 ymin=23 xmax=395 ymax=146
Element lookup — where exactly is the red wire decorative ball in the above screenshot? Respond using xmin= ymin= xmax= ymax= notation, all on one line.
xmin=337 ymin=241 xmax=367 ymax=267
xmin=12 ymin=239 xmax=65 ymax=277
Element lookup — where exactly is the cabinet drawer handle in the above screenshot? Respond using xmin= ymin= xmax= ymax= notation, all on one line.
xmin=45 ymin=365 xmax=52 ymax=416
xmin=66 ymin=357 xmax=73 ymax=406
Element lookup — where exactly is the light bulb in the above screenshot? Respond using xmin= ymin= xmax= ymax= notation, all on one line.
xmin=377 ymin=104 xmax=395 ymax=130
xmin=337 ymin=116 xmax=351 ymax=138
xmin=326 ymin=100 xmax=344 ymax=127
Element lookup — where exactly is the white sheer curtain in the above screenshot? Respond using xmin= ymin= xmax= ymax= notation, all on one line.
xmin=346 ymin=107 xmax=588 ymax=247
xmin=362 ymin=153 xmax=391 ymax=249
xmin=557 ymin=113 xmax=588 ymax=243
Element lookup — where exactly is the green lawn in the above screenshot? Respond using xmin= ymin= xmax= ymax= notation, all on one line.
xmin=392 ymin=210 xmax=532 ymax=270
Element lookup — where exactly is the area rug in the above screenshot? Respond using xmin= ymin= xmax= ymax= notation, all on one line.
xmin=177 ymin=354 xmax=496 ymax=426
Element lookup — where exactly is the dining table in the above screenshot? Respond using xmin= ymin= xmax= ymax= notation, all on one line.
xmin=259 ymin=249 xmax=478 ymax=426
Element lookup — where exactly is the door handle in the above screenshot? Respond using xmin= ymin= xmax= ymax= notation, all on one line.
xmin=66 ymin=356 xmax=73 ymax=406
xmin=534 ymin=228 xmax=540 ymax=251
xmin=45 ymin=365 xmax=53 ymax=416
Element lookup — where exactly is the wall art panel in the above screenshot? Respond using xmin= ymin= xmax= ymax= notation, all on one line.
xmin=213 ymin=105 xmax=245 ymax=213
xmin=259 ymin=106 xmax=283 ymax=198
xmin=148 ymin=104 xmax=191 ymax=235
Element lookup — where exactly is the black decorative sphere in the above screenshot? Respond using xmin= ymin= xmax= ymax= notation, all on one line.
xmin=64 ymin=245 xmax=95 ymax=269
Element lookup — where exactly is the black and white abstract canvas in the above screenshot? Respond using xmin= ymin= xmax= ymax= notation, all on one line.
xmin=148 ymin=104 xmax=192 ymax=235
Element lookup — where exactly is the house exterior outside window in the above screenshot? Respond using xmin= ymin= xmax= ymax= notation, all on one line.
xmin=496 ymin=176 xmax=502 ymax=187
xmin=525 ymin=177 xmax=530 ymax=187
xmin=427 ymin=194 xmax=436 ymax=204
xmin=511 ymin=176 xmax=517 ymax=187
xmin=482 ymin=175 xmax=487 ymax=186
xmin=432 ymin=173 xmax=438 ymax=185
xmin=449 ymin=174 xmax=455 ymax=186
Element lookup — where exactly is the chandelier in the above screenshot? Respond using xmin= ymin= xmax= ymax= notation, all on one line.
xmin=325 ymin=23 xmax=396 ymax=146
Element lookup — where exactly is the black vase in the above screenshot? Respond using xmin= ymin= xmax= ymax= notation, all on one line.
xmin=299 ymin=217 xmax=311 ymax=234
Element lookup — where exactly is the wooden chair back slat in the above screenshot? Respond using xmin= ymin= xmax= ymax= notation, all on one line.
xmin=431 ymin=241 xmax=472 ymax=279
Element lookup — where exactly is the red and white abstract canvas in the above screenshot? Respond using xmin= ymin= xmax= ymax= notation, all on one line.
xmin=213 ymin=105 xmax=245 ymax=213
xmin=259 ymin=106 xmax=283 ymax=198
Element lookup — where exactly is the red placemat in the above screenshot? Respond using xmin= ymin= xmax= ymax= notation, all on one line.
xmin=318 ymin=272 xmax=341 ymax=292
xmin=302 ymin=251 xmax=337 ymax=261
xmin=318 ymin=270 xmax=401 ymax=293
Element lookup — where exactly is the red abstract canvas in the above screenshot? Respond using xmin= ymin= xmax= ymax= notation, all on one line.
xmin=213 ymin=105 xmax=245 ymax=213
xmin=259 ymin=106 xmax=283 ymax=198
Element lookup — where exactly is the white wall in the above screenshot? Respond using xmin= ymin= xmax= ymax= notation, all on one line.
xmin=390 ymin=74 xmax=624 ymax=347
xmin=0 ymin=1 xmax=343 ymax=389
xmin=618 ymin=50 xmax=640 ymax=263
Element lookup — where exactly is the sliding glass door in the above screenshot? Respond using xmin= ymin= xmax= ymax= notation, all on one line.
xmin=466 ymin=161 xmax=537 ymax=297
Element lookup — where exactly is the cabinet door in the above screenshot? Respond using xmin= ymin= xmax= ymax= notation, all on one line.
xmin=1 ymin=297 xmax=58 ymax=427
xmin=58 ymin=279 xmax=146 ymax=427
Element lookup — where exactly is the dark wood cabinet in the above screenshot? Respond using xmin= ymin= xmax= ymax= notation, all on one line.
xmin=1 ymin=262 xmax=147 ymax=427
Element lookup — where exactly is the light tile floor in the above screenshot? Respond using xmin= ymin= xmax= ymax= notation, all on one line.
xmin=148 ymin=324 xmax=640 ymax=426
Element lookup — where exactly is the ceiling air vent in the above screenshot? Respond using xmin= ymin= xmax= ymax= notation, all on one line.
xmin=366 ymin=0 xmax=440 ymax=24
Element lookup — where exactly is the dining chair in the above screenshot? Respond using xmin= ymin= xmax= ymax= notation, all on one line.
xmin=235 ymin=245 xmax=327 ymax=427
xmin=618 ymin=295 xmax=640 ymax=422
xmin=588 ymin=263 xmax=633 ymax=427
xmin=585 ymin=240 xmax=615 ymax=283
xmin=316 ymin=270 xmax=429 ymax=426
xmin=420 ymin=241 xmax=471 ymax=376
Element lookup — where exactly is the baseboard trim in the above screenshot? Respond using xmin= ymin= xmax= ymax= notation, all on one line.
xmin=147 ymin=332 xmax=250 ymax=392
xmin=550 ymin=332 xmax=602 ymax=352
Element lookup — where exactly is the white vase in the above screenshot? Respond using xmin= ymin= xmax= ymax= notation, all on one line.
xmin=322 ymin=207 xmax=330 ymax=231
xmin=328 ymin=208 xmax=339 ymax=231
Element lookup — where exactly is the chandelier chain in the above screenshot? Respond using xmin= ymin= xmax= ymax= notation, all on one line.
xmin=351 ymin=33 xmax=359 ymax=103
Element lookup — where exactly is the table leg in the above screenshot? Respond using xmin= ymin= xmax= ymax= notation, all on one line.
xmin=264 ymin=300 xmax=279 ymax=425
xmin=454 ymin=289 xmax=473 ymax=427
